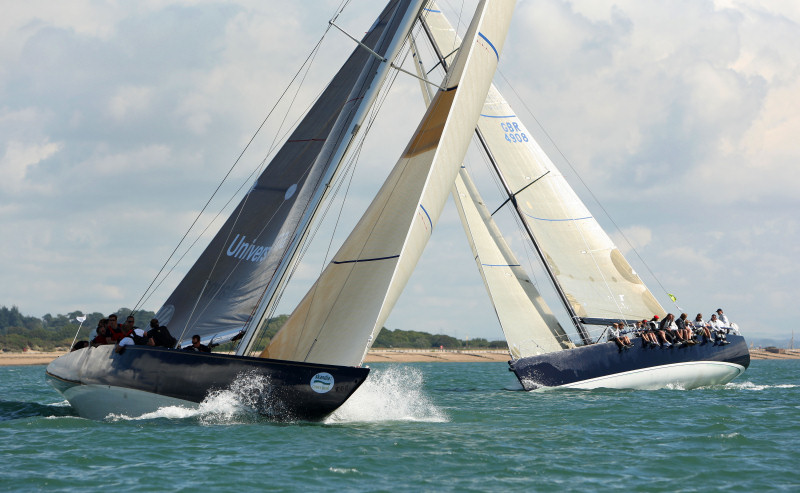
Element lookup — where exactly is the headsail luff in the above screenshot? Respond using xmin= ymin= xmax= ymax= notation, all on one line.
xmin=152 ymin=0 xmax=423 ymax=345
xmin=451 ymin=169 xmax=574 ymax=358
xmin=409 ymin=21 xmax=571 ymax=359
xmin=264 ymin=0 xmax=517 ymax=367
xmin=421 ymin=5 xmax=666 ymax=324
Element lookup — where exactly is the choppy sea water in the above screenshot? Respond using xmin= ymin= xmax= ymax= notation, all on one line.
xmin=1 ymin=361 xmax=798 ymax=492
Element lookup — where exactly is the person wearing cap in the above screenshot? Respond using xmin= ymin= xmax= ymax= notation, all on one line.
xmin=708 ymin=314 xmax=730 ymax=344
xmin=716 ymin=309 xmax=731 ymax=326
xmin=650 ymin=314 xmax=671 ymax=347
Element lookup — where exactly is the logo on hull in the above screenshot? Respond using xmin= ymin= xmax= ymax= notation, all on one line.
xmin=310 ymin=372 xmax=334 ymax=393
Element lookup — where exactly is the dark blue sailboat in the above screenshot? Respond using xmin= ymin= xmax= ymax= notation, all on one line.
xmin=46 ymin=0 xmax=425 ymax=420
xmin=418 ymin=5 xmax=750 ymax=390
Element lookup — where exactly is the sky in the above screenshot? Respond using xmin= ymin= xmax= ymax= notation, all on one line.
xmin=2 ymin=0 xmax=798 ymax=344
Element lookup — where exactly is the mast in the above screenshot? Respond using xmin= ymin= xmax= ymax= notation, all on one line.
xmin=418 ymin=14 xmax=591 ymax=345
xmin=473 ymin=130 xmax=590 ymax=344
xmin=235 ymin=0 xmax=426 ymax=355
xmin=264 ymin=0 xmax=517 ymax=366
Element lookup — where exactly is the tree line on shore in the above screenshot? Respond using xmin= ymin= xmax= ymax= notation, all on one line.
xmin=0 ymin=305 xmax=507 ymax=352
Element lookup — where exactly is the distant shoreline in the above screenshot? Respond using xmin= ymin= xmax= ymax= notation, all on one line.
xmin=1 ymin=347 xmax=797 ymax=367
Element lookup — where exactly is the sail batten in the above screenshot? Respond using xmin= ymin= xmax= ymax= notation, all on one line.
xmin=151 ymin=0 xmax=424 ymax=347
xmin=416 ymin=3 xmax=664 ymax=354
xmin=265 ymin=0 xmax=517 ymax=367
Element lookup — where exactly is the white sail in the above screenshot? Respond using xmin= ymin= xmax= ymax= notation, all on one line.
xmin=408 ymin=22 xmax=570 ymax=359
xmin=452 ymin=169 xmax=573 ymax=358
xmin=264 ymin=0 xmax=517 ymax=366
xmin=153 ymin=1 xmax=424 ymax=348
xmin=422 ymin=5 xmax=665 ymax=324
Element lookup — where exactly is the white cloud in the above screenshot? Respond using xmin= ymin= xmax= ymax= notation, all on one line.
xmin=107 ymin=85 xmax=155 ymax=121
xmin=0 ymin=0 xmax=798 ymax=345
xmin=0 ymin=139 xmax=61 ymax=193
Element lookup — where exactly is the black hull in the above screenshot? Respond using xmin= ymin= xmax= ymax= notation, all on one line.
xmin=510 ymin=335 xmax=750 ymax=390
xmin=46 ymin=345 xmax=369 ymax=421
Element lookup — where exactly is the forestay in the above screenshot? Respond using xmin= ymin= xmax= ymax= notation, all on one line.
xmin=152 ymin=0 xmax=423 ymax=345
xmin=410 ymin=11 xmax=571 ymax=360
xmin=264 ymin=0 xmax=517 ymax=366
xmin=451 ymin=169 xmax=573 ymax=358
xmin=422 ymin=3 xmax=665 ymax=324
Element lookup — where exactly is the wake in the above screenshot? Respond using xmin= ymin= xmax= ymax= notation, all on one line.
xmin=106 ymin=366 xmax=447 ymax=424
xmin=107 ymin=371 xmax=285 ymax=424
xmin=325 ymin=365 xmax=447 ymax=423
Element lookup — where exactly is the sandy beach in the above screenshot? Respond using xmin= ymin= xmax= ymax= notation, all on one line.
xmin=1 ymin=347 xmax=797 ymax=366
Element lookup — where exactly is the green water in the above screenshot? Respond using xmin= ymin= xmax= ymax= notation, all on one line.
xmin=1 ymin=361 xmax=798 ymax=491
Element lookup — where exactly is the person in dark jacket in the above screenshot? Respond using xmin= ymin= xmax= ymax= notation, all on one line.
xmin=183 ymin=334 xmax=211 ymax=353
xmin=147 ymin=318 xmax=177 ymax=348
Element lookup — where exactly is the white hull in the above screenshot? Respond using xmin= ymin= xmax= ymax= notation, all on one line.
xmin=56 ymin=382 xmax=198 ymax=420
xmin=523 ymin=360 xmax=746 ymax=392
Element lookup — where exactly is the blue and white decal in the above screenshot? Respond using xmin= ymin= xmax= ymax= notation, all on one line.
xmin=481 ymin=114 xmax=529 ymax=144
xmin=310 ymin=372 xmax=334 ymax=393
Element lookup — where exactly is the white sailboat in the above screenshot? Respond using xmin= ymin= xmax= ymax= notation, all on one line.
xmin=46 ymin=0 xmax=517 ymax=419
xmin=415 ymin=4 xmax=749 ymax=390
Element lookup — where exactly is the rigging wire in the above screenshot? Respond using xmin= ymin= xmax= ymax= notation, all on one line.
xmin=434 ymin=0 xmax=672 ymax=320
xmin=131 ymin=11 xmax=340 ymax=316
xmin=244 ymin=9 xmax=424 ymax=356
xmin=495 ymin=70 xmax=676 ymax=310
xmin=246 ymin=42 xmax=409 ymax=356
xmin=178 ymin=30 xmax=329 ymax=336
xmin=293 ymin=43 xmax=416 ymax=362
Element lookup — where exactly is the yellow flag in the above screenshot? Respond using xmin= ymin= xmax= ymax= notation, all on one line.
xmin=668 ymin=293 xmax=677 ymax=302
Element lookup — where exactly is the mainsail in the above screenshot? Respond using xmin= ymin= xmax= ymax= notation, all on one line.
xmin=421 ymin=5 xmax=665 ymax=328
xmin=153 ymin=0 xmax=423 ymax=345
xmin=409 ymin=19 xmax=571 ymax=359
xmin=264 ymin=0 xmax=517 ymax=367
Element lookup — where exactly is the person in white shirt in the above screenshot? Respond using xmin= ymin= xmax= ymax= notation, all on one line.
xmin=693 ymin=313 xmax=713 ymax=343
xmin=607 ymin=323 xmax=632 ymax=349
xmin=716 ymin=308 xmax=741 ymax=334
xmin=707 ymin=314 xmax=729 ymax=345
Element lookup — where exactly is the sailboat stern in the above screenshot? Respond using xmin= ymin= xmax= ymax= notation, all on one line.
xmin=46 ymin=345 xmax=369 ymax=421
xmin=509 ymin=335 xmax=749 ymax=391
